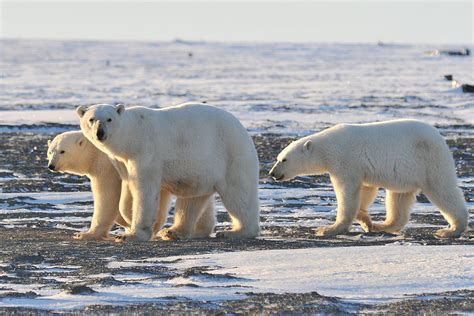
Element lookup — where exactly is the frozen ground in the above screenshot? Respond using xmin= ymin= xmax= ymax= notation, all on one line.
xmin=1 ymin=244 xmax=473 ymax=310
xmin=0 ymin=39 xmax=473 ymax=313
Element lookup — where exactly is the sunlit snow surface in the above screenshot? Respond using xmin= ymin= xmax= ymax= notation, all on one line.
xmin=0 ymin=39 xmax=473 ymax=310
xmin=1 ymin=39 xmax=473 ymax=134
xmin=1 ymin=245 xmax=473 ymax=309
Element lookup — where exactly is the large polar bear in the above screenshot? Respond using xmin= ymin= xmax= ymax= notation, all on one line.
xmin=47 ymin=131 xmax=216 ymax=240
xmin=269 ymin=119 xmax=468 ymax=238
xmin=76 ymin=103 xmax=260 ymax=241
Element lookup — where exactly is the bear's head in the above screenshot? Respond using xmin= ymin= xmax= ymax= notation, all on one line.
xmin=269 ymin=138 xmax=317 ymax=182
xmin=47 ymin=131 xmax=89 ymax=175
xmin=76 ymin=104 xmax=125 ymax=146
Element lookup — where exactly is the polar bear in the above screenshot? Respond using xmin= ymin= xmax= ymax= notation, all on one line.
xmin=269 ymin=119 xmax=469 ymax=238
xmin=76 ymin=103 xmax=260 ymax=241
xmin=47 ymin=131 xmax=125 ymax=240
xmin=47 ymin=131 xmax=216 ymax=240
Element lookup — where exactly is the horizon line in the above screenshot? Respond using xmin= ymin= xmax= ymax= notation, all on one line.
xmin=1 ymin=36 xmax=472 ymax=47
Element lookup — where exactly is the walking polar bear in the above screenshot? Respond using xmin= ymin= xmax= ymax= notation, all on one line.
xmin=270 ymin=119 xmax=468 ymax=238
xmin=76 ymin=103 xmax=260 ymax=242
xmin=47 ymin=131 xmax=216 ymax=240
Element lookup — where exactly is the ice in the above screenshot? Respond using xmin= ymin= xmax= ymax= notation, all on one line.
xmin=1 ymin=40 xmax=473 ymax=136
xmin=159 ymin=245 xmax=474 ymax=302
xmin=2 ymin=245 xmax=471 ymax=309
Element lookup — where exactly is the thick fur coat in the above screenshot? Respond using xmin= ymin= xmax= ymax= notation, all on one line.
xmin=270 ymin=119 xmax=468 ymax=238
xmin=77 ymin=103 xmax=260 ymax=241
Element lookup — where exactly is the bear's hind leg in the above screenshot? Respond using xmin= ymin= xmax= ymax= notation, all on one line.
xmin=215 ymin=158 xmax=260 ymax=239
xmin=216 ymin=181 xmax=260 ymax=239
xmin=356 ymin=186 xmax=378 ymax=232
xmin=423 ymin=186 xmax=468 ymax=238
xmin=371 ymin=190 xmax=416 ymax=234
xmin=114 ymin=212 xmax=130 ymax=230
xmin=192 ymin=196 xmax=216 ymax=238
xmin=159 ymin=195 xmax=211 ymax=241
xmin=152 ymin=190 xmax=173 ymax=238
xmin=118 ymin=181 xmax=133 ymax=227
xmin=315 ymin=176 xmax=361 ymax=237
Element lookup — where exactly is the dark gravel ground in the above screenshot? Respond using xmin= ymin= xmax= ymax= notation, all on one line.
xmin=0 ymin=126 xmax=473 ymax=314
xmin=0 ymin=228 xmax=472 ymax=315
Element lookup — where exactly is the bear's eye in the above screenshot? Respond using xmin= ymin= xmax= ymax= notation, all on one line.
xmin=60 ymin=150 xmax=65 ymax=154
xmin=282 ymin=158 xmax=287 ymax=162
xmin=107 ymin=118 xmax=112 ymax=122
xmin=89 ymin=118 xmax=94 ymax=123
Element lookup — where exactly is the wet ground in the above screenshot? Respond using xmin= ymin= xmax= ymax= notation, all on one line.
xmin=0 ymin=127 xmax=473 ymax=314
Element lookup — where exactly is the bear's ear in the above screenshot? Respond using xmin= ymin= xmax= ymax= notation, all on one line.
xmin=76 ymin=105 xmax=88 ymax=118
xmin=304 ymin=140 xmax=312 ymax=151
xmin=47 ymin=139 xmax=52 ymax=147
xmin=116 ymin=103 xmax=125 ymax=115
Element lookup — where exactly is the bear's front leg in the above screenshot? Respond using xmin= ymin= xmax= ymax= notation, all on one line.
xmin=315 ymin=176 xmax=361 ymax=237
xmin=75 ymin=177 xmax=120 ymax=241
xmin=116 ymin=164 xmax=161 ymax=242
xmin=151 ymin=190 xmax=173 ymax=239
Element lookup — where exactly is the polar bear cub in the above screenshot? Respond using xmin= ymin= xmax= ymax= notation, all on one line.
xmin=47 ymin=131 xmax=216 ymax=240
xmin=76 ymin=103 xmax=260 ymax=242
xmin=47 ymin=131 xmax=126 ymax=240
xmin=269 ymin=119 xmax=468 ymax=238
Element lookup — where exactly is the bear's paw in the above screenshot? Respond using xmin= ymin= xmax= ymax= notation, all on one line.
xmin=158 ymin=228 xmax=190 ymax=241
xmin=435 ymin=227 xmax=463 ymax=239
xmin=73 ymin=231 xmax=111 ymax=241
xmin=314 ymin=224 xmax=347 ymax=237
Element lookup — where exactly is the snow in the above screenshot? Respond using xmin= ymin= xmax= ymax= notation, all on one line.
xmin=0 ymin=192 xmax=91 ymax=205
xmin=1 ymin=40 xmax=473 ymax=136
xmin=0 ymin=110 xmax=77 ymax=126
xmin=159 ymin=245 xmax=474 ymax=302
xmin=1 ymin=245 xmax=472 ymax=309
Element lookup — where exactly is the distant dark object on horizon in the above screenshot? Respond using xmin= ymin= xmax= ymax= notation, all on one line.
xmin=444 ymin=74 xmax=453 ymax=81
xmin=441 ymin=48 xmax=470 ymax=56
xmin=462 ymin=84 xmax=474 ymax=93
xmin=444 ymin=75 xmax=474 ymax=93
xmin=426 ymin=48 xmax=470 ymax=57
xmin=188 ymin=52 xmax=193 ymax=58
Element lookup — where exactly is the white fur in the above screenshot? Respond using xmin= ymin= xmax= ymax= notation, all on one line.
xmin=47 ymin=131 xmax=123 ymax=240
xmin=270 ymin=119 xmax=469 ymax=238
xmin=48 ymin=131 xmax=215 ymax=240
xmin=77 ymin=103 xmax=260 ymax=241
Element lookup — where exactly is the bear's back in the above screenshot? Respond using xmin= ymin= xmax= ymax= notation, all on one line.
xmin=332 ymin=119 xmax=443 ymax=145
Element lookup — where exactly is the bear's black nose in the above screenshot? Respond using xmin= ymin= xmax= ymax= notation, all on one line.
xmin=97 ymin=128 xmax=105 ymax=141
xmin=48 ymin=164 xmax=55 ymax=171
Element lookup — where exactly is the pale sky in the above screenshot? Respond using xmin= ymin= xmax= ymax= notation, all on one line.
xmin=1 ymin=1 xmax=472 ymax=44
